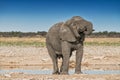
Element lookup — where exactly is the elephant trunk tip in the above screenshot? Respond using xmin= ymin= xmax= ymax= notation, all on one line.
xmin=92 ymin=29 xmax=95 ymax=31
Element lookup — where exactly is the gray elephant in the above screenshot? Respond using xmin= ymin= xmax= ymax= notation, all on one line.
xmin=46 ymin=16 xmax=93 ymax=74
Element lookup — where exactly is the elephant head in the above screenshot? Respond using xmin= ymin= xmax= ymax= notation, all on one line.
xmin=60 ymin=16 xmax=93 ymax=42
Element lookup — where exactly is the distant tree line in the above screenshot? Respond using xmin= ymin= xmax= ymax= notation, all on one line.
xmin=88 ymin=31 xmax=120 ymax=38
xmin=0 ymin=31 xmax=47 ymax=37
xmin=0 ymin=31 xmax=120 ymax=38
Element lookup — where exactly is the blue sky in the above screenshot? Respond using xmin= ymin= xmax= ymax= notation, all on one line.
xmin=0 ymin=0 xmax=120 ymax=32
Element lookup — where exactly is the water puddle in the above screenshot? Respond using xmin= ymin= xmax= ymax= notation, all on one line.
xmin=0 ymin=69 xmax=120 ymax=75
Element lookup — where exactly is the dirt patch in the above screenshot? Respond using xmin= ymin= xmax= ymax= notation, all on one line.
xmin=0 ymin=46 xmax=120 ymax=79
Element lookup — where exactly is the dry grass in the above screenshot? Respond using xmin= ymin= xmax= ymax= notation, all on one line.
xmin=84 ymin=38 xmax=120 ymax=46
xmin=0 ymin=37 xmax=120 ymax=46
xmin=85 ymin=38 xmax=120 ymax=43
xmin=0 ymin=37 xmax=46 ymax=47
xmin=0 ymin=37 xmax=46 ymax=42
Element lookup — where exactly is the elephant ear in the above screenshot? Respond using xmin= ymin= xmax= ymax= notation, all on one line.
xmin=59 ymin=24 xmax=77 ymax=42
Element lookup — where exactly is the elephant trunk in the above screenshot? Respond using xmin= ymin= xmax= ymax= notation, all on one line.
xmin=84 ymin=22 xmax=93 ymax=35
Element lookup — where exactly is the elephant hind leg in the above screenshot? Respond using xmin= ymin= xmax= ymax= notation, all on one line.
xmin=46 ymin=44 xmax=59 ymax=74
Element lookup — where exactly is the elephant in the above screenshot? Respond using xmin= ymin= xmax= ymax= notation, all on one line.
xmin=46 ymin=16 xmax=93 ymax=75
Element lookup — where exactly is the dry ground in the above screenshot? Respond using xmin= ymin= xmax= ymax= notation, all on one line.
xmin=0 ymin=38 xmax=120 ymax=80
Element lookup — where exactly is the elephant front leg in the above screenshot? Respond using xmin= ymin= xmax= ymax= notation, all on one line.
xmin=60 ymin=41 xmax=71 ymax=75
xmin=47 ymin=44 xmax=59 ymax=74
xmin=75 ymin=45 xmax=83 ymax=74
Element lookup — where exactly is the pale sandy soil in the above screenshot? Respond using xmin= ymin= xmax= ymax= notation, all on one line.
xmin=0 ymin=46 xmax=120 ymax=80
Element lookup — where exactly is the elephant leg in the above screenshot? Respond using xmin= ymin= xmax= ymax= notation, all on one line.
xmin=46 ymin=44 xmax=59 ymax=74
xmin=75 ymin=45 xmax=83 ymax=74
xmin=60 ymin=41 xmax=70 ymax=75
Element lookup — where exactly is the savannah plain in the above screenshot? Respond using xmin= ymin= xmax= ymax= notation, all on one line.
xmin=0 ymin=37 xmax=120 ymax=80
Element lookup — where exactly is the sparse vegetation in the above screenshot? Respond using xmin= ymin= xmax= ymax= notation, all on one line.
xmin=0 ymin=37 xmax=120 ymax=46
xmin=0 ymin=37 xmax=46 ymax=47
xmin=0 ymin=31 xmax=120 ymax=38
xmin=84 ymin=38 xmax=120 ymax=46
xmin=89 ymin=31 xmax=120 ymax=38
xmin=0 ymin=31 xmax=47 ymax=37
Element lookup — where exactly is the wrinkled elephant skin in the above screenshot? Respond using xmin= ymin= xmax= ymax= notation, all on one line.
xmin=46 ymin=16 xmax=93 ymax=75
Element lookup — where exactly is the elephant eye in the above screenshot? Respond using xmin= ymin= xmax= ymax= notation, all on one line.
xmin=85 ymin=28 xmax=87 ymax=31
xmin=84 ymin=26 xmax=87 ymax=31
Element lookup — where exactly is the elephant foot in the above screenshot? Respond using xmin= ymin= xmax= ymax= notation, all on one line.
xmin=60 ymin=72 xmax=69 ymax=75
xmin=75 ymin=71 xmax=83 ymax=74
xmin=52 ymin=71 xmax=60 ymax=75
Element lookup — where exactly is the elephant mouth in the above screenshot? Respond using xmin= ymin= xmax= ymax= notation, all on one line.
xmin=78 ymin=28 xmax=87 ymax=34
